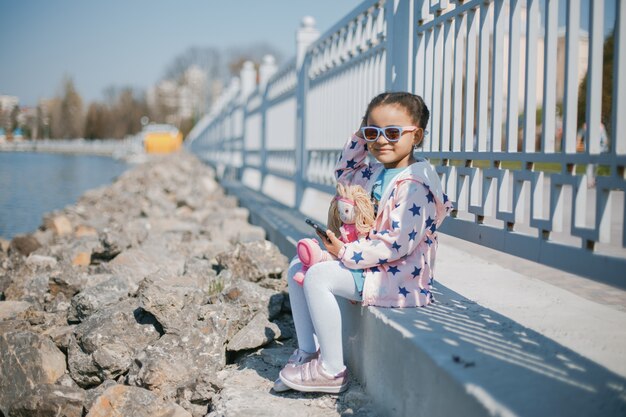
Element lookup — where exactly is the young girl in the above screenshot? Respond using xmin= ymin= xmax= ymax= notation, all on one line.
xmin=276 ymin=92 xmax=452 ymax=393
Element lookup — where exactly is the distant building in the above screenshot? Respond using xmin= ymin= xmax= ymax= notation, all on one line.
xmin=0 ymin=95 xmax=19 ymax=136
xmin=147 ymin=65 xmax=208 ymax=126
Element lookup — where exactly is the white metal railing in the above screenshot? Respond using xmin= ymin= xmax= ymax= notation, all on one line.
xmin=187 ymin=0 xmax=626 ymax=287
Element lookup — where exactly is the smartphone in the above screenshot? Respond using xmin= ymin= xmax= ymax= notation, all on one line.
xmin=305 ymin=218 xmax=331 ymax=242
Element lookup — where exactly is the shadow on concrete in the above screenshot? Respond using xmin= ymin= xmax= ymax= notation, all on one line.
xmin=375 ymin=282 xmax=626 ymax=416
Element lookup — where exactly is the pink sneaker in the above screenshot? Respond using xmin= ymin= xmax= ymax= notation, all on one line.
xmin=273 ymin=349 xmax=319 ymax=392
xmin=279 ymin=358 xmax=349 ymax=393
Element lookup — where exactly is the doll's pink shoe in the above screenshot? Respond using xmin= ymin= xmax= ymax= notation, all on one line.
xmin=279 ymin=358 xmax=349 ymax=394
xmin=273 ymin=348 xmax=320 ymax=392
xmin=293 ymin=269 xmax=306 ymax=286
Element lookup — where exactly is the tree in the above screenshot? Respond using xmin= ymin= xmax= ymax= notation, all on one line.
xmin=49 ymin=76 xmax=84 ymax=138
xmin=577 ymin=31 xmax=614 ymax=133
xmin=84 ymin=102 xmax=111 ymax=139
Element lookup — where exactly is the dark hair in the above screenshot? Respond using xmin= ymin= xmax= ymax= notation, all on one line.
xmin=364 ymin=92 xmax=430 ymax=130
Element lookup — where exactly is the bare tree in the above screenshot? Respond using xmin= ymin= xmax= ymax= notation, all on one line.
xmin=49 ymin=76 xmax=84 ymax=139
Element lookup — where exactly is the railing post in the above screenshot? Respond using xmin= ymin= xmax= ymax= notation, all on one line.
xmin=259 ymin=55 xmax=277 ymax=182
xmin=386 ymin=0 xmax=414 ymax=91
xmin=295 ymin=16 xmax=319 ymax=208
xmin=240 ymin=61 xmax=256 ymax=180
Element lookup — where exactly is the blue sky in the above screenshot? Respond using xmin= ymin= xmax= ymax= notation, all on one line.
xmin=0 ymin=0 xmax=616 ymax=108
xmin=0 ymin=0 xmax=359 ymax=106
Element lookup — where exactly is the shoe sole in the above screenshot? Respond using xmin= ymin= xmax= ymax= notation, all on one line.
xmin=273 ymin=378 xmax=291 ymax=393
xmin=279 ymin=373 xmax=348 ymax=394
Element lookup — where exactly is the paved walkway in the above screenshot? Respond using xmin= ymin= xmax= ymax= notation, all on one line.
xmin=436 ymin=233 xmax=626 ymax=379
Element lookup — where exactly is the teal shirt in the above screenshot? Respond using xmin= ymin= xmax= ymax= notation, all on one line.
xmin=351 ymin=166 xmax=407 ymax=294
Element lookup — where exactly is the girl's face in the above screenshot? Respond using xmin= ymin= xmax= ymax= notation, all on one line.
xmin=366 ymin=104 xmax=421 ymax=169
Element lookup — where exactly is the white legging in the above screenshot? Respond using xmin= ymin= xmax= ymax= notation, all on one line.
xmin=287 ymin=257 xmax=362 ymax=375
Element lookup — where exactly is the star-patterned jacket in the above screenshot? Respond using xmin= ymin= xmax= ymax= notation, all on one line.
xmin=335 ymin=135 xmax=452 ymax=307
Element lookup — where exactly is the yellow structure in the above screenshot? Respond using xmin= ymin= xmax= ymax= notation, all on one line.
xmin=142 ymin=124 xmax=183 ymax=154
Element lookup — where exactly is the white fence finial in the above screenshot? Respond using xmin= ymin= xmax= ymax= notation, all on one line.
xmin=296 ymin=16 xmax=319 ymax=69
xmin=240 ymin=60 xmax=256 ymax=100
xmin=259 ymin=55 xmax=278 ymax=88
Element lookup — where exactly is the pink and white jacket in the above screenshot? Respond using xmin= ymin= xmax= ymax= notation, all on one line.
xmin=335 ymin=135 xmax=453 ymax=307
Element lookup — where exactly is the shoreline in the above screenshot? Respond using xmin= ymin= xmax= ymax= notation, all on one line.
xmin=0 ymin=152 xmax=374 ymax=416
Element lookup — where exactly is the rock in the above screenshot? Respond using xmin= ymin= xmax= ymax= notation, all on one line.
xmin=4 ymin=273 xmax=49 ymax=306
xmin=0 ymin=300 xmax=33 ymax=320
xmin=91 ymin=229 xmax=131 ymax=263
xmin=7 ymin=384 xmax=85 ymax=417
xmin=183 ymin=256 xmax=214 ymax=278
xmin=10 ymin=234 xmax=41 ymax=256
xmin=107 ymin=247 xmax=184 ymax=291
xmin=43 ymin=324 xmax=75 ymax=353
xmin=220 ymin=278 xmax=284 ymax=320
xmin=75 ymin=225 xmax=98 ymax=238
xmin=25 ymin=254 xmax=58 ymax=269
xmin=83 ymin=380 xmax=117 ymax=414
xmin=68 ymin=276 xmax=130 ymax=322
xmin=175 ymin=375 xmax=220 ymax=417
xmin=44 ymin=214 xmax=73 ymax=236
xmin=209 ymin=344 xmax=377 ymax=417
xmin=0 ymin=238 xmax=9 ymax=253
xmin=0 ymin=319 xmax=31 ymax=335
xmin=126 ymin=326 xmax=223 ymax=400
xmin=61 ymin=238 xmax=100 ymax=266
xmin=32 ymin=229 xmax=55 ymax=247
xmin=68 ymin=299 xmax=162 ymax=387
xmin=73 ymin=252 xmax=91 ymax=266
xmin=216 ymin=240 xmax=288 ymax=283
xmin=44 ymin=290 xmax=71 ymax=313
xmin=227 ymin=312 xmax=281 ymax=352
xmin=218 ymin=218 xmax=266 ymax=244
xmin=0 ymin=330 xmax=67 ymax=413
xmin=48 ymin=267 xmax=87 ymax=299
xmin=136 ymin=274 xmax=212 ymax=333
xmin=86 ymin=385 xmax=192 ymax=417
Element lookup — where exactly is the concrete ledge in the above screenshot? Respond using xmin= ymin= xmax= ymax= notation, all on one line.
xmin=222 ymin=181 xmax=626 ymax=417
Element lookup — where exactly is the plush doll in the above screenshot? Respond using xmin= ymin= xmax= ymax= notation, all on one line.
xmin=293 ymin=183 xmax=375 ymax=285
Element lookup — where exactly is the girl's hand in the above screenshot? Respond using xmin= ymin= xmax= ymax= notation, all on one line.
xmin=319 ymin=229 xmax=344 ymax=258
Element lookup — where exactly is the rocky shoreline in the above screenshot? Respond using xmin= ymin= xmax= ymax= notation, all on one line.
xmin=0 ymin=153 xmax=374 ymax=416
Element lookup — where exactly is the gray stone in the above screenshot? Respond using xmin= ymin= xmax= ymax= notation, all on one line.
xmin=47 ymin=267 xmax=88 ymax=299
xmin=25 ymin=254 xmax=58 ymax=269
xmin=216 ymin=240 xmax=288 ymax=283
xmin=0 ymin=300 xmax=33 ymax=320
xmin=83 ymin=380 xmax=117 ymax=414
xmin=86 ymin=385 xmax=191 ymax=417
xmin=8 ymin=383 xmax=85 ymax=417
xmin=0 ymin=319 xmax=31 ymax=335
xmin=107 ymin=247 xmax=185 ymax=291
xmin=135 ymin=276 xmax=208 ymax=333
xmin=68 ymin=276 xmax=130 ymax=322
xmin=227 ymin=312 xmax=281 ymax=352
xmin=0 ymin=330 xmax=67 ymax=414
xmin=10 ymin=234 xmax=41 ymax=256
xmin=175 ymin=374 xmax=220 ymax=417
xmin=4 ymin=273 xmax=49 ymax=308
xmin=126 ymin=326 xmax=224 ymax=400
xmin=220 ymin=218 xmax=266 ymax=244
xmin=91 ymin=229 xmax=131 ymax=263
xmin=68 ymin=299 xmax=162 ymax=387
xmin=220 ymin=278 xmax=284 ymax=320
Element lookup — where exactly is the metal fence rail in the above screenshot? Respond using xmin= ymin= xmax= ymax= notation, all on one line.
xmin=187 ymin=0 xmax=626 ymax=287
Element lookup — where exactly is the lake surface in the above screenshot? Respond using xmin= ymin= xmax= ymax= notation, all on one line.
xmin=0 ymin=152 xmax=128 ymax=239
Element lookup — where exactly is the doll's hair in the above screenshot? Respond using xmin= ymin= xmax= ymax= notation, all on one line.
xmin=364 ymin=92 xmax=429 ymax=146
xmin=327 ymin=183 xmax=375 ymax=237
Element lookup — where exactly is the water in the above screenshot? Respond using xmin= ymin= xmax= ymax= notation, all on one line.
xmin=0 ymin=152 xmax=128 ymax=239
